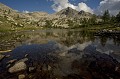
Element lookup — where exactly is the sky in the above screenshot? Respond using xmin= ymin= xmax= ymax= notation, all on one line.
xmin=0 ymin=0 xmax=120 ymax=15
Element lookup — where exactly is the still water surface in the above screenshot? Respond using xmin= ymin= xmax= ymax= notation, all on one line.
xmin=0 ymin=29 xmax=120 ymax=78
xmin=0 ymin=29 xmax=119 ymax=54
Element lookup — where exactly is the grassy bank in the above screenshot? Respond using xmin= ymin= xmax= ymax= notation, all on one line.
xmin=0 ymin=24 xmax=120 ymax=33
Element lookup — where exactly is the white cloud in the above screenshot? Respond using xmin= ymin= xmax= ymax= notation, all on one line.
xmin=50 ymin=0 xmax=93 ymax=14
xmin=23 ymin=10 xmax=30 ymax=13
xmin=77 ymin=2 xmax=93 ymax=13
xmin=50 ymin=0 xmax=120 ymax=15
xmin=95 ymin=0 xmax=120 ymax=15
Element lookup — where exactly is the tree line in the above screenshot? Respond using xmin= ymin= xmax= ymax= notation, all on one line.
xmin=44 ymin=10 xmax=120 ymax=28
xmin=102 ymin=10 xmax=120 ymax=25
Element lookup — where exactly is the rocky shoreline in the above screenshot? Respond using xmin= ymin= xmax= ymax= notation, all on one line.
xmin=95 ymin=29 xmax=120 ymax=36
xmin=0 ymin=42 xmax=120 ymax=79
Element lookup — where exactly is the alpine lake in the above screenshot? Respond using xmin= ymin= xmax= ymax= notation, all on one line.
xmin=0 ymin=29 xmax=120 ymax=79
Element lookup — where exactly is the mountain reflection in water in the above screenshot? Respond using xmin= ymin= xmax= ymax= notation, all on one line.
xmin=0 ymin=29 xmax=120 ymax=79
xmin=0 ymin=29 xmax=119 ymax=54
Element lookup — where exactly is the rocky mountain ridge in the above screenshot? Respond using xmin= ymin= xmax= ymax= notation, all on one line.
xmin=56 ymin=7 xmax=93 ymax=19
xmin=0 ymin=2 xmax=96 ymax=29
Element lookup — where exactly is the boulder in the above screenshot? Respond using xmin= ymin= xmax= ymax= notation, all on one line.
xmin=8 ymin=62 xmax=27 ymax=73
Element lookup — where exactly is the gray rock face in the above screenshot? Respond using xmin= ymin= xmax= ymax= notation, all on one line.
xmin=8 ymin=62 xmax=27 ymax=73
xmin=0 ymin=54 xmax=5 ymax=61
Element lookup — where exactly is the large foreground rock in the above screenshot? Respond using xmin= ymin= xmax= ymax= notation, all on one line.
xmin=8 ymin=62 xmax=27 ymax=73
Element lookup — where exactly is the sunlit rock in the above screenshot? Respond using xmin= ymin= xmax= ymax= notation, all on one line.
xmin=8 ymin=62 xmax=27 ymax=73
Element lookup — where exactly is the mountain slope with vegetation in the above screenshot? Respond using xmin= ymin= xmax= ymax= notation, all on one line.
xmin=0 ymin=2 xmax=120 ymax=32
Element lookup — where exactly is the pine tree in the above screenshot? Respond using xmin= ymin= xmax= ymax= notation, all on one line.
xmin=45 ymin=20 xmax=53 ymax=28
xmin=102 ymin=10 xmax=110 ymax=24
xmin=67 ymin=19 xmax=74 ymax=27
xmin=110 ymin=16 xmax=116 ymax=24
xmin=116 ymin=11 xmax=120 ymax=23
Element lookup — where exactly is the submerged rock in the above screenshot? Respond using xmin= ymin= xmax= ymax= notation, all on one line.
xmin=29 ymin=67 xmax=36 ymax=72
xmin=25 ymin=54 xmax=28 ymax=57
xmin=18 ymin=74 xmax=25 ymax=79
xmin=7 ymin=59 xmax=17 ymax=64
xmin=48 ymin=65 xmax=52 ymax=71
xmin=17 ymin=58 xmax=28 ymax=63
xmin=5 ymin=54 xmax=10 ymax=58
xmin=8 ymin=62 xmax=27 ymax=73
xmin=0 ymin=54 xmax=5 ymax=61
